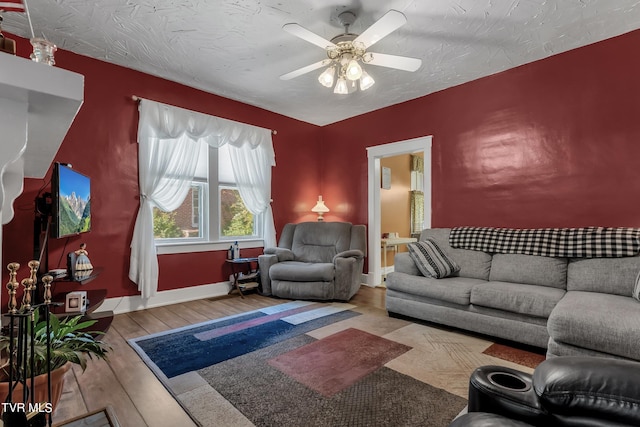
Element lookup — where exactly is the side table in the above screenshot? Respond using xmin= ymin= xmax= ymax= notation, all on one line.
xmin=381 ymin=237 xmax=417 ymax=280
xmin=226 ymin=257 xmax=260 ymax=298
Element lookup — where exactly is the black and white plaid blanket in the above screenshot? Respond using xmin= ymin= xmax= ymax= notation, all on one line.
xmin=449 ymin=226 xmax=640 ymax=258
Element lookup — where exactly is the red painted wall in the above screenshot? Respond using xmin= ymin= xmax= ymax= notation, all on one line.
xmin=5 ymin=28 xmax=640 ymax=300
xmin=3 ymin=35 xmax=320 ymax=298
xmin=321 ymin=29 xmax=640 ymax=229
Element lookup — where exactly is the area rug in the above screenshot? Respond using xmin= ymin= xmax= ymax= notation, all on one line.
xmin=482 ymin=343 xmax=546 ymax=369
xmin=129 ymin=301 xmax=467 ymax=427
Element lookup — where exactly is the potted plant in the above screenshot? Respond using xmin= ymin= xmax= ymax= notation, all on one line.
xmin=0 ymin=309 xmax=110 ymax=411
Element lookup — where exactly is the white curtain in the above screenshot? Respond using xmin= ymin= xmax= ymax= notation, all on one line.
xmin=129 ymin=99 xmax=275 ymax=299
xmin=229 ymin=143 xmax=276 ymax=249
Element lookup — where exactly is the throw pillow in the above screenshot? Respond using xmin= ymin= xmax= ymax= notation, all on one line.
xmin=633 ymin=270 xmax=640 ymax=302
xmin=407 ymin=239 xmax=460 ymax=279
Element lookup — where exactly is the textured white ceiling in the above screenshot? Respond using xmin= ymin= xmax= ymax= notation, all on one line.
xmin=4 ymin=0 xmax=640 ymax=125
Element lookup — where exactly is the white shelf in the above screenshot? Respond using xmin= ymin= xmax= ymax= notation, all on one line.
xmin=0 ymin=53 xmax=84 ymax=225
xmin=0 ymin=53 xmax=84 ymax=178
xmin=0 ymin=53 xmax=84 ymax=309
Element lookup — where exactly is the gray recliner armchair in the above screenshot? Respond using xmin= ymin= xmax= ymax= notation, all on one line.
xmin=258 ymin=222 xmax=367 ymax=301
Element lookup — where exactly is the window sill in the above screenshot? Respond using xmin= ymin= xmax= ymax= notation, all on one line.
xmin=156 ymin=239 xmax=264 ymax=255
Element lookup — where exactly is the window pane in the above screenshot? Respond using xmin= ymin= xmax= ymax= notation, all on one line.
xmin=153 ymin=185 xmax=203 ymax=239
xmin=193 ymin=140 xmax=209 ymax=180
xmin=220 ymin=188 xmax=254 ymax=237
xmin=411 ymin=171 xmax=424 ymax=192
xmin=218 ymin=144 xmax=235 ymax=183
xmin=191 ymin=187 xmax=200 ymax=227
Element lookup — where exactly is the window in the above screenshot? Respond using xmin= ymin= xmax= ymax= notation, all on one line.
xmin=220 ymin=187 xmax=255 ymax=237
xmin=191 ymin=185 xmax=200 ymax=228
xmin=217 ymin=143 xmax=257 ymax=239
xmin=131 ymin=99 xmax=275 ymax=298
xmin=153 ymin=184 xmax=203 ymax=239
xmin=411 ymin=170 xmax=424 ymax=191
xmin=153 ymin=142 xmax=260 ymax=246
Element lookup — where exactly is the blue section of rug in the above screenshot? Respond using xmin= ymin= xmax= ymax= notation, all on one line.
xmin=133 ymin=309 xmax=360 ymax=378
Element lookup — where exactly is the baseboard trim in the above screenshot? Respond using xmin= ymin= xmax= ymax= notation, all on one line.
xmin=365 ymin=269 xmax=397 ymax=287
xmin=100 ymin=281 xmax=231 ymax=315
xmin=102 ymin=276 xmax=374 ymax=315
xmin=361 ymin=273 xmax=374 ymax=287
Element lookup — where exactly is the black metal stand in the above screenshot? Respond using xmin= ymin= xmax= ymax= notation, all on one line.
xmin=2 ymin=309 xmax=47 ymax=427
xmin=2 ymin=272 xmax=59 ymax=427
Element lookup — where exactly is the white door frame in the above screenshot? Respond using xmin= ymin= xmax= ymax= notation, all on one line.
xmin=366 ymin=136 xmax=432 ymax=286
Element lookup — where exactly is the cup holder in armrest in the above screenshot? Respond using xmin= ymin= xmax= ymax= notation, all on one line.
xmin=468 ymin=366 xmax=545 ymax=424
xmin=487 ymin=372 xmax=531 ymax=392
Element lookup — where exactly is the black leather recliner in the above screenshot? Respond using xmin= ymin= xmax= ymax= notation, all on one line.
xmin=451 ymin=356 xmax=640 ymax=427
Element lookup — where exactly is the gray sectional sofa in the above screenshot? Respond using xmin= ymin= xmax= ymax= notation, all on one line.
xmin=385 ymin=228 xmax=640 ymax=361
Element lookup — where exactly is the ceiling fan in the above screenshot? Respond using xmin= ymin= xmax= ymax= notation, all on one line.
xmin=280 ymin=9 xmax=422 ymax=94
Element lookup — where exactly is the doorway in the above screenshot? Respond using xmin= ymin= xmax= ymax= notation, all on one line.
xmin=366 ymin=136 xmax=432 ymax=287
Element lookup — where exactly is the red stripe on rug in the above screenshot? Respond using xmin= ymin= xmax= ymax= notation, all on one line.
xmin=268 ymin=328 xmax=412 ymax=397
xmin=482 ymin=343 xmax=546 ymax=369
xmin=194 ymin=303 xmax=325 ymax=341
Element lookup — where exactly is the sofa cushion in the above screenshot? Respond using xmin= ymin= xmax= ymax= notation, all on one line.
xmin=386 ymin=272 xmax=484 ymax=306
xmin=566 ymin=256 xmax=640 ymax=296
xmin=421 ymin=228 xmax=492 ymax=280
xmin=470 ymin=281 xmax=565 ymax=318
xmin=393 ymin=252 xmax=421 ymax=276
xmin=271 ymin=280 xmax=334 ymax=300
xmin=290 ymin=222 xmax=352 ymax=263
xmin=633 ymin=270 xmax=640 ymax=301
xmin=407 ymin=239 xmax=460 ymax=278
xmin=489 ymin=254 xmax=567 ymax=289
xmin=547 ymin=291 xmax=640 ymax=360
xmin=269 ymin=261 xmax=334 ymax=282
xmin=534 ymin=356 xmax=640 ymax=425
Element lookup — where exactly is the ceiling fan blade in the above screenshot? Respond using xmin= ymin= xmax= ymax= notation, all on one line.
xmin=280 ymin=59 xmax=331 ymax=80
xmin=283 ymin=23 xmax=337 ymax=50
xmin=366 ymin=52 xmax=422 ymax=72
xmin=354 ymin=10 xmax=407 ymax=49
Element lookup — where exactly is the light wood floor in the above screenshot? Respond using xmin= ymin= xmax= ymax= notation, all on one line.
xmin=52 ymin=286 xmax=537 ymax=427
xmin=52 ymin=286 xmax=387 ymax=426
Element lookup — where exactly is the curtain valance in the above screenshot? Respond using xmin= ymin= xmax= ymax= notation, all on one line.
xmin=137 ymin=99 xmax=275 ymax=165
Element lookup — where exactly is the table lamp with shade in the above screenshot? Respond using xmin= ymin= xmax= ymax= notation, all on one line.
xmin=311 ymin=195 xmax=330 ymax=221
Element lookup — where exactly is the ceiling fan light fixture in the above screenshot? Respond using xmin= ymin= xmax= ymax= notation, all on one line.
xmin=318 ymin=66 xmax=335 ymax=87
xmin=359 ymin=70 xmax=375 ymax=91
xmin=282 ymin=9 xmax=417 ymax=96
xmin=345 ymin=59 xmax=363 ymax=80
xmin=333 ymin=77 xmax=349 ymax=94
